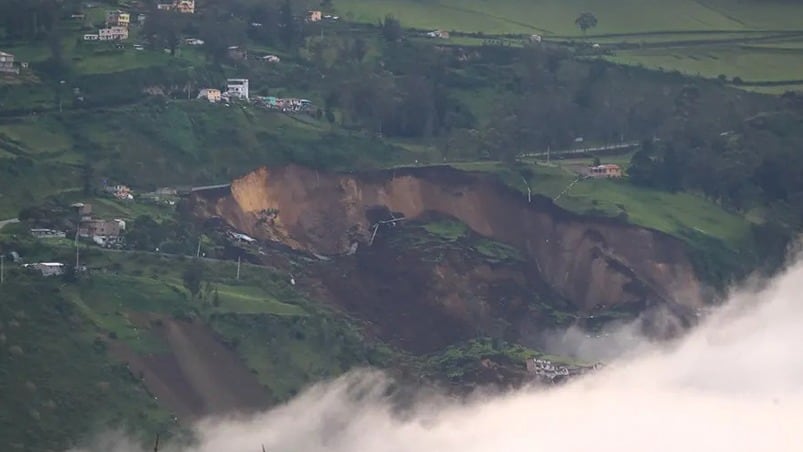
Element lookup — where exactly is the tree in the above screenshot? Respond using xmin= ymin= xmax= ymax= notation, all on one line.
xmin=381 ymin=15 xmax=402 ymax=42
xmin=278 ymin=0 xmax=298 ymax=49
xmin=200 ymin=15 xmax=247 ymax=63
xmin=575 ymin=12 xmax=598 ymax=35
xmin=351 ymin=37 xmax=368 ymax=62
xmin=143 ymin=10 xmax=184 ymax=55
xmin=182 ymin=260 xmax=204 ymax=300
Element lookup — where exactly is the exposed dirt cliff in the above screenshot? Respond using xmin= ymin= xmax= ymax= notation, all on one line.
xmin=194 ymin=164 xmax=703 ymax=313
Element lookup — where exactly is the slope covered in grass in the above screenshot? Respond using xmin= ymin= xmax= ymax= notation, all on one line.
xmin=335 ymin=0 xmax=803 ymax=36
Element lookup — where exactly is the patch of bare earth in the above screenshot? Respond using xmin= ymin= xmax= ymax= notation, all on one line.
xmin=109 ymin=317 xmax=270 ymax=420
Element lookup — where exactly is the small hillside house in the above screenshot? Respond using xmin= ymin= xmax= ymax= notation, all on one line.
xmin=588 ymin=164 xmax=623 ymax=179
xmin=99 ymin=26 xmax=129 ymax=41
xmin=226 ymin=78 xmax=249 ymax=101
xmin=306 ymin=10 xmax=322 ymax=22
xmin=198 ymin=88 xmax=222 ymax=103
xmin=176 ymin=0 xmax=195 ymax=13
xmin=106 ymin=10 xmax=130 ymax=27
xmin=0 ymin=51 xmax=19 ymax=74
xmin=24 ymin=262 xmax=65 ymax=277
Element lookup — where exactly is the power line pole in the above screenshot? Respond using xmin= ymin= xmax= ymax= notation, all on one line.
xmin=74 ymin=227 xmax=80 ymax=270
xmin=236 ymin=256 xmax=241 ymax=281
xmin=196 ymin=238 xmax=201 ymax=258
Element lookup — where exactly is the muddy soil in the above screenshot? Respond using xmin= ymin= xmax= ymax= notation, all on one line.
xmin=109 ymin=317 xmax=270 ymax=420
xmin=192 ymin=164 xmax=703 ymax=313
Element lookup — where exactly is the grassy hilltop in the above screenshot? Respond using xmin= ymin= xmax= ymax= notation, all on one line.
xmin=336 ymin=0 xmax=803 ymax=91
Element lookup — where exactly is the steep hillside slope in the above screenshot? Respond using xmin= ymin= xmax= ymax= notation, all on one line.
xmin=193 ymin=165 xmax=704 ymax=322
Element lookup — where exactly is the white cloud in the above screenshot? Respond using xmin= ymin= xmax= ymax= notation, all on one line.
xmin=71 ymin=259 xmax=803 ymax=452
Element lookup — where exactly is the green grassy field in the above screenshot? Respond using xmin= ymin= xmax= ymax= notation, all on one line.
xmin=335 ymin=0 xmax=803 ymax=90
xmin=452 ymin=160 xmax=752 ymax=248
xmin=0 ymin=240 xmax=400 ymax=449
xmin=0 ymin=100 xmax=412 ymax=218
xmin=605 ymin=43 xmax=803 ymax=84
xmin=335 ymin=0 xmax=803 ymax=35
xmin=0 ymin=277 xmax=175 ymax=451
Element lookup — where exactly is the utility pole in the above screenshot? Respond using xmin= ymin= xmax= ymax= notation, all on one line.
xmin=236 ymin=256 xmax=241 ymax=281
xmin=74 ymin=226 xmax=80 ymax=270
xmin=196 ymin=238 xmax=201 ymax=258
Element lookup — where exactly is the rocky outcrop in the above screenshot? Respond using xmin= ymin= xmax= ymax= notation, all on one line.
xmin=192 ymin=165 xmax=704 ymax=312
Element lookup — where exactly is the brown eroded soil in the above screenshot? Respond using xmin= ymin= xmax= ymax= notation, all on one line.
xmin=109 ymin=316 xmax=270 ymax=420
xmin=193 ymin=165 xmax=703 ymax=310
xmin=190 ymin=165 xmax=703 ymax=353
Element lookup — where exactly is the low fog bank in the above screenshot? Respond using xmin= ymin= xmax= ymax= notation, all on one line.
xmin=71 ymin=259 xmax=803 ymax=452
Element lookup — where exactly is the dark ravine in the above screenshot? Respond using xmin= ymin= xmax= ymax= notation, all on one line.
xmin=189 ymin=165 xmax=704 ymax=340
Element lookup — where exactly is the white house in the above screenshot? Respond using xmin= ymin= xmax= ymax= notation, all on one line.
xmin=31 ymin=229 xmax=67 ymax=239
xmin=83 ymin=33 xmax=100 ymax=41
xmin=230 ymin=232 xmax=256 ymax=243
xmin=259 ymin=55 xmax=280 ymax=63
xmin=0 ymin=51 xmax=19 ymax=74
xmin=99 ymin=26 xmax=129 ymax=41
xmin=24 ymin=262 xmax=65 ymax=277
xmin=226 ymin=78 xmax=249 ymax=101
xmin=426 ymin=30 xmax=450 ymax=39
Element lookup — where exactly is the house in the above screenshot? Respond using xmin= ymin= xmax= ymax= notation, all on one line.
xmin=104 ymin=184 xmax=133 ymax=200
xmin=259 ymin=54 xmax=280 ymax=63
xmin=229 ymin=231 xmax=256 ymax=243
xmin=426 ymin=30 xmax=450 ymax=39
xmin=306 ymin=10 xmax=322 ymax=22
xmin=31 ymin=229 xmax=67 ymax=239
xmin=184 ymin=38 xmax=204 ymax=46
xmin=24 ymin=263 xmax=65 ymax=277
xmin=197 ymin=88 xmax=222 ymax=103
xmin=79 ymin=219 xmax=123 ymax=239
xmin=529 ymin=34 xmax=542 ymax=43
xmin=0 ymin=51 xmax=19 ymax=74
xmin=106 ymin=10 xmax=130 ymax=27
xmin=98 ymin=26 xmax=129 ymax=41
xmin=71 ymin=13 xmax=86 ymax=20
xmin=157 ymin=3 xmax=173 ymax=11
xmin=175 ymin=0 xmax=195 ymax=14
xmin=526 ymin=358 xmax=571 ymax=378
xmin=83 ymin=33 xmax=100 ymax=41
xmin=587 ymin=164 xmax=623 ymax=179
xmin=226 ymin=78 xmax=249 ymax=101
